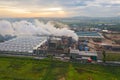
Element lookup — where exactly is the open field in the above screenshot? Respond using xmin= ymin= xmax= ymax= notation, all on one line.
xmin=0 ymin=56 xmax=120 ymax=80
xmin=105 ymin=33 xmax=120 ymax=40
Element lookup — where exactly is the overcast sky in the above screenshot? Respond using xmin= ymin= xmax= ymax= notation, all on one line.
xmin=0 ymin=0 xmax=120 ymax=17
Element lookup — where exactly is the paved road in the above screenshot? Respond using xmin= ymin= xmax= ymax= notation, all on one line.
xmin=1 ymin=53 xmax=120 ymax=65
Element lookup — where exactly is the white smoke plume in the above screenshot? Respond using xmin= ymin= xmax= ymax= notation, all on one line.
xmin=0 ymin=20 xmax=14 ymax=36
xmin=0 ymin=19 xmax=78 ymax=40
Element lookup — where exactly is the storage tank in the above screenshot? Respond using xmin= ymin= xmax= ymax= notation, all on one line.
xmin=79 ymin=45 xmax=83 ymax=51
xmin=83 ymin=41 xmax=87 ymax=46
xmin=84 ymin=46 xmax=89 ymax=51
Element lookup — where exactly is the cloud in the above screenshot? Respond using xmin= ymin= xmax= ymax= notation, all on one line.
xmin=0 ymin=0 xmax=120 ymax=17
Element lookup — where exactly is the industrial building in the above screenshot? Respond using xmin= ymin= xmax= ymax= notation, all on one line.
xmin=95 ymin=43 xmax=120 ymax=51
xmin=46 ymin=36 xmax=72 ymax=56
xmin=70 ymin=49 xmax=98 ymax=62
xmin=76 ymin=31 xmax=104 ymax=39
xmin=0 ymin=35 xmax=98 ymax=63
xmin=0 ymin=36 xmax=47 ymax=55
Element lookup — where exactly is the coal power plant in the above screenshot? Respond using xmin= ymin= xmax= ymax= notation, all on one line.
xmin=0 ymin=19 xmax=98 ymax=63
xmin=0 ymin=35 xmax=98 ymax=63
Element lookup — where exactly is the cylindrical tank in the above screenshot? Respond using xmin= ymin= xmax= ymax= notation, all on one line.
xmin=83 ymin=41 xmax=87 ymax=46
xmin=84 ymin=46 xmax=89 ymax=51
xmin=79 ymin=45 xmax=83 ymax=51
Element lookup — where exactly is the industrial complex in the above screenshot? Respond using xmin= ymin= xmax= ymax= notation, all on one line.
xmin=0 ymin=30 xmax=120 ymax=63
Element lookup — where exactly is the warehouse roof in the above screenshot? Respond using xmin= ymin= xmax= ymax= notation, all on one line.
xmin=70 ymin=49 xmax=97 ymax=56
xmin=76 ymin=31 xmax=104 ymax=38
xmin=0 ymin=36 xmax=47 ymax=53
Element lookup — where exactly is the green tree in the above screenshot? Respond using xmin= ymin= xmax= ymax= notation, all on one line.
xmin=102 ymin=50 xmax=106 ymax=63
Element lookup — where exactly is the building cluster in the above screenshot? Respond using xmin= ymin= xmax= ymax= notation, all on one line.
xmin=0 ymin=35 xmax=98 ymax=63
xmin=33 ymin=36 xmax=98 ymax=63
xmin=0 ymin=30 xmax=119 ymax=63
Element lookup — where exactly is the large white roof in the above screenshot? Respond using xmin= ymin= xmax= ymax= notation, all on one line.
xmin=0 ymin=36 xmax=47 ymax=53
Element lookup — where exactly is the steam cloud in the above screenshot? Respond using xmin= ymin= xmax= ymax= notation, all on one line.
xmin=0 ymin=19 xmax=78 ymax=40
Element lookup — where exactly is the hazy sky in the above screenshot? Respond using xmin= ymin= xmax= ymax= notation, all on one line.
xmin=0 ymin=0 xmax=120 ymax=17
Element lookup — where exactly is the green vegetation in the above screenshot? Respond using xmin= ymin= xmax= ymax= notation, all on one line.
xmin=0 ymin=56 xmax=120 ymax=80
xmin=102 ymin=50 xmax=106 ymax=63
xmin=114 ymin=40 xmax=120 ymax=45
xmin=105 ymin=53 xmax=120 ymax=61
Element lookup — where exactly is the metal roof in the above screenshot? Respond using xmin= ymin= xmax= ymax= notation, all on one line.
xmin=76 ymin=32 xmax=104 ymax=38
xmin=70 ymin=49 xmax=97 ymax=56
xmin=0 ymin=36 xmax=47 ymax=53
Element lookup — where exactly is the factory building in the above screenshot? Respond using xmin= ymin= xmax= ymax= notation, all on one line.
xmin=76 ymin=31 xmax=104 ymax=39
xmin=0 ymin=36 xmax=47 ymax=55
xmin=46 ymin=36 xmax=71 ymax=56
xmin=70 ymin=49 xmax=98 ymax=62
xmin=0 ymin=35 xmax=99 ymax=63
xmin=96 ymin=43 xmax=120 ymax=51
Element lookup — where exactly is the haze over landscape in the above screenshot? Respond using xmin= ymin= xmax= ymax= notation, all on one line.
xmin=0 ymin=0 xmax=120 ymax=17
xmin=0 ymin=0 xmax=120 ymax=80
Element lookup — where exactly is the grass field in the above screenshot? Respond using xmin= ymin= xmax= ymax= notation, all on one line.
xmin=0 ymin=56 xmax=120 ymax=80
xmin=105 ymin=52 xmax=120 ymax=61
